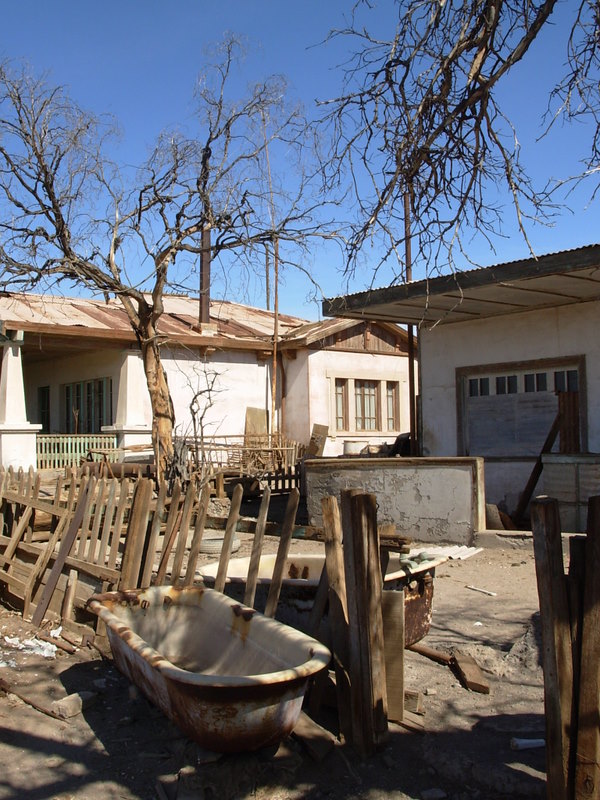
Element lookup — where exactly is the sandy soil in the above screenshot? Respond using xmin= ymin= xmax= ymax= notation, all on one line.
xmin=0 ymin=519 xmax=548 ymax=800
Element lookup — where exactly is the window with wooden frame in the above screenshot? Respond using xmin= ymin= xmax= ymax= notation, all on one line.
xmin=386 ymin=381 xmax=400 ymax=430
xmin=63 ymin=378 xmax=113 ymax=434
xmin=354 ymin=379 xmax=379 ymax=431
xmin=335 ymin=378 xmax=349 ymax=431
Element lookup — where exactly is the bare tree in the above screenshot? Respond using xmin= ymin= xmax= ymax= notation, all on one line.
xmin=317 ymin=0 xmax=576 ymax=283
xmin=0 ymin=39 xmax=327 ymax=481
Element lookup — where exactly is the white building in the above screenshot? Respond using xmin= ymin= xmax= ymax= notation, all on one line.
xmin=0 ymin=292 xmax=413 ymax=469
xmin=324 ymin=244 xmax=600 ymax=529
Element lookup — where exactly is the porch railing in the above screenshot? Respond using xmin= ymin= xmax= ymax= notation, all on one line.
xmin=37 ymin=433 xmax=119 ymax=469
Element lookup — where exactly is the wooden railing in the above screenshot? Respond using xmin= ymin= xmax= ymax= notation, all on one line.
xmin=37 ymin=433 xmax=119 ymax=469
xmin=185 ymin=434 xmax=305 ymax=477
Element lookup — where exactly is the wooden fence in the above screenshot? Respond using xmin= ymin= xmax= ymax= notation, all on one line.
xmin=37 ymin=434 xmax=119 ymax=469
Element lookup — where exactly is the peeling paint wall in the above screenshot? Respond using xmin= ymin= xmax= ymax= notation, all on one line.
xmin=304 ymin=456 xmax=485 ymax=545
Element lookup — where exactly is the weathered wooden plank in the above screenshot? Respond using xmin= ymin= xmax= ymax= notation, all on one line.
xmin=264 ymin=488 xmax=299 ymax=618
xmin=382 ymin=589 xmax=405 ymax=721
xmin=119 ymin=479 xmax=154 ymax=590
xmin=106 ymin=479 xmax=132 ymax=570
xmin=451 ymin=649 xmax=490 ymax=694
xmin=155 ymin=482 xmax=183 ymax=584
xmin=140 ymin=481 xmax=167 ymax=588
xmin=574 ymin=496 xmax=600 ymax=799
xmin=31 ymin=480 xmax=94 ymax=627
xmin=182 ymin=484 xmax=211 ymax=587
xmin=530 ymin=496 xmax=573 ymax=800
xmin=214 ymin=484 xmax=244 ymax=594
xmin=243 ymin=486 xmax=271 ymax=607
xmin=170 ymin=483 xmax=197 ymax=585
xmin=321 ymin=494 xmax=352 ymax=745
xmin=347 ymin=491 xmax=389 ymax=752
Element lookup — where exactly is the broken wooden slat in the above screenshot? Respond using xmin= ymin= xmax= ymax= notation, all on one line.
xmin=119 ymin=478 xmax=154 ymax=590
xmin=382 ymin=589 xmax=405 ymax=721
xmin=292 ymin=711 xmax=336 ymax=761
xmin=451 ymin=649 xmax=490 ymax=694
xmin=407 ymin=641 xmax=453 ymax=666
xmin=106 ymin=479 xmax=132 ymax=571
xmin=61 ymin=568 xmax=78 ymax=622
xmin=182 ymin=484 xmax=210 ymax=587
xmin=213 ymin=483 xmax=244 ymax=594
xmin=264 ymin=488 xmax=299 ymax=618
xmin=155 ymin=481 xmax=183 ymax=585
xmin=140 ymin=480 xmax=167 ymax=588
xmin=574 ymin=495 xmax=600 ymax=799
xmin=243 ymin=486 xmax=271 ymax=607
xmin=170 ymin=482 xmax=197 ymax=585
xmin=31 ymin=479 xmax=94 ymax=627
xmin=530 ymin=496 xmax=573 ymax=800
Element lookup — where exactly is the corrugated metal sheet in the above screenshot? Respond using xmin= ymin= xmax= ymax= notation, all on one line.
xmin=323 ymin=244 xmax=600 ymax=326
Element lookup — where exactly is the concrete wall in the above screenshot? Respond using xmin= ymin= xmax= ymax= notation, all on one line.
xmin=304 ymin=456 xmax=485 ymax=545
xmin=419 ymin=301 xmax=600 ymax=509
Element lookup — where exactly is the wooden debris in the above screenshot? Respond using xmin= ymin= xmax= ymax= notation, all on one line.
xmin=407 ymin=642 xmax=453 ymax=666
xmin=404 ymin=690 xmax=425 ymax=715
xmin=466 ymin=584 xmax=497 ymax=597
xmin=0 ymin=677 xmax=66 ymax=721
xmin=451 ymin=650 xmax=490 ymax=694
xmin=292 ymin=711 xmax=336 ymax=761
xmin=36 ymin=631 xmax=76 ymax=654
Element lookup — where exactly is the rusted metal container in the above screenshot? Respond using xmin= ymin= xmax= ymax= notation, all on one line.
xmin=199 ymin=552 xmax=445 ymax=647
xmin=87 ymin=586 xmax=330 ymax=752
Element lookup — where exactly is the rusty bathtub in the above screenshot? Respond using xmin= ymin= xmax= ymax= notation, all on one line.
xmin=87 ymin=586 xmax=331 ymax=752
xmin=199 ymin=550 xmax=447 ymax=647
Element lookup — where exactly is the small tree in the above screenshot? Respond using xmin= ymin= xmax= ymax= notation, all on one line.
xmin=0 ymin=39 xmax=327 ymax=481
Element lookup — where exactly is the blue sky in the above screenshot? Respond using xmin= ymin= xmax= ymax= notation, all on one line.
xmin=1 ymin=1 xmax=597 ymax=319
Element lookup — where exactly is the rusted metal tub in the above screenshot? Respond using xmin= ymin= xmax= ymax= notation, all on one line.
xmin=199 ymin=551 xmax=446 ymax=647
xmin=87 ymin=586 xmax=330 ymax=752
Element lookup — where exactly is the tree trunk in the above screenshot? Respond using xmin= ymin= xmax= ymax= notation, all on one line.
xmin=139 ymin=326 xmax=175 ymax=484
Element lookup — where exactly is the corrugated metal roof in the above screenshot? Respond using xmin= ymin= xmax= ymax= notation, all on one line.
xmin=1 ymin=291 xmax=392 ymax=360
xmin=323 ymin=244 xmax=600 ymax=326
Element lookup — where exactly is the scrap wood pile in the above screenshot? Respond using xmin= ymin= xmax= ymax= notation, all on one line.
xmin=0 ymin=466 xmax=301 ymax=633
xmin=530 ymin=494 xmax=600 ymax=800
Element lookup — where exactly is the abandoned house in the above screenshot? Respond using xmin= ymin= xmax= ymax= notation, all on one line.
xmin=323 ymin=243 xmax=600 ymax=531
xmin=0 ymin=292 xmax=412 ymax=472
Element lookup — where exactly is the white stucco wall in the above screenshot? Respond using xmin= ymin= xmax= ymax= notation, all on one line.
xmin=164 ymin=347 xmax=272 ymax=439
xmin=284 ymin=348 xmax=412 ymax=456
xmin=419 ymin=300 xmax=600 ymax=509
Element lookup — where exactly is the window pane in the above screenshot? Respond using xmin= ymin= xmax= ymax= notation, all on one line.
xmin=335 ymin=379 xmax=347 ymax=431
xmin=507 ymin=375 xmax=518 ymax=393
xmin=386 ymin=382 xmax=399 ymax=430
xmin=496 ymin=376 xmax=506 ymax=395
xmin=524 ymin=374 xmax=535 ymax=392
xmin=469 ymin=378 xmax=479 ymax=397
xmin=479 ymin=377 xmax=490 ymax=396
xmin=355 ymin=380 xmax=377 ymax=431
xmin=567 ymin=370 xmax=579 ymax=392
xmin=536 ymin=373 xmax=547 ymax=392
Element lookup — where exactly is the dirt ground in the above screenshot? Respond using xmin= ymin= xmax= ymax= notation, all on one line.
xmin=0 ymin=504 xmax=549 ymax=800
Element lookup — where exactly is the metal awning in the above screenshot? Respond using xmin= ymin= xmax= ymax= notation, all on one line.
xmin=323 ymin=244 xmax=600 ymax=326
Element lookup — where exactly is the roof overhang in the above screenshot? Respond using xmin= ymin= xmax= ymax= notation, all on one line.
xmin=322 ymin=245 xmax=600 ymax=326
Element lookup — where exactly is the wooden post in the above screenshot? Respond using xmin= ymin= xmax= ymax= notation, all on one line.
xmin=214 ymin=483 xmax=243 ymax=594
xmin=243 ymin=486 xmax=271 ymax=607
xmin=574 ymin=496 xmax=600 ymax=799
xmin=530 ymin=496 xmax=573 ymax=800
xmin=321 ymin=495 xmax=353 ymax=744
xmin=341 ymin=489 xmax=389 ymax=755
